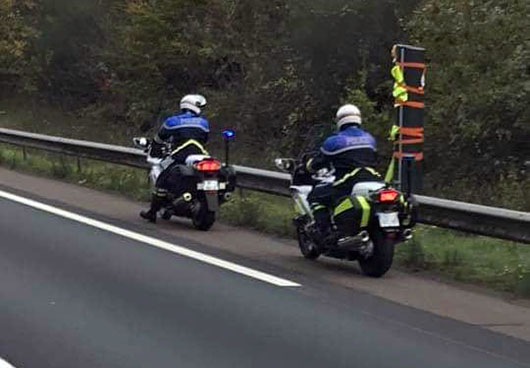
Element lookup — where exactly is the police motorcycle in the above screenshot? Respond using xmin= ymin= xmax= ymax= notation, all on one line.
xmin=133 ymin=129 xmax=236 ymax=231
xmin=275 ymin=155 xmax=416 ymax=277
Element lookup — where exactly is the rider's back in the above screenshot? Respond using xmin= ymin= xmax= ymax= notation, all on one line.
xmin=320 ymin=126 xmax=378 ymax=177
xmin=157 ymin=111 xmax=210 ymax=162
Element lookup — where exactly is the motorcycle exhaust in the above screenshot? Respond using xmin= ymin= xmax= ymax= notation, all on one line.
xmin=403 ymin=228 xmax=413 ymax=240
xmin=337 ymin=230 xmax=370 ymax=249
xmin=359 ymin=230 xmax=370 ymax=243
xmin=223 ymin=192 xmax=233 ymax=201
xmin=173 ymin=192 xmax=193 ymax=208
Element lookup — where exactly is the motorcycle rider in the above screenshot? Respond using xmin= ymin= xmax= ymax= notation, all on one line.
xmin=140 ymin=94 xmax=210 ymax=223
xmin=305 ymin=104 xmax=382 ymax=242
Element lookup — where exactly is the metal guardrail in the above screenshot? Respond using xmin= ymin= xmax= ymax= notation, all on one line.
xmin=1 ymin=127 xmax=529 ymax=244
xmin=0 ymin=128 xmax=148 ymax=169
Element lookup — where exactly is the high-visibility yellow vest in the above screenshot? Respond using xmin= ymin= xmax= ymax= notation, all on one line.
xmin=391 ymin=65 xmax=408 ymax=102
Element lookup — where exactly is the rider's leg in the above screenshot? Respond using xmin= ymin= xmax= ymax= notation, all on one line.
xmin=312 ymin=204 xmax=332 ymax=230
xmin=140 ymin=189 xmax=167 ymax=223
xmin=308 ymin=183 xmax=333 ymax=237
xmin=140 ymin=166 xmax=171 ymax=223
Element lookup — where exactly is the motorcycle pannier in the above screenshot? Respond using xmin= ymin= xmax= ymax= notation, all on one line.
xmin=333 ymin=196 xmax=369 ymax=236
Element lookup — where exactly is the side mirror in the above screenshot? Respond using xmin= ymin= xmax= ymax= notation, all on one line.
xmin=222 ymin=129 xmax=236 ymax=140
xmin=133 ymin=137 xmax=150 ymax=148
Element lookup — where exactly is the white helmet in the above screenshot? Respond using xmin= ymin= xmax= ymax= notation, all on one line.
xmin=180 ymin=94 xmax=207 ymax=115
xmin=335 ymin=104 xmax=362 ymax=130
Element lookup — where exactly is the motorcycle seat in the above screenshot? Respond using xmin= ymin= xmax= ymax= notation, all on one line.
xmin=351 ymin=181 xmax=386 ymax=197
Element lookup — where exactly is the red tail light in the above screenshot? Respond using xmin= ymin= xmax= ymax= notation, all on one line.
xmin=195 ymin=159 xmax=221 ymax=172
xmin=379 ymin=189 xmax=399 ymax=203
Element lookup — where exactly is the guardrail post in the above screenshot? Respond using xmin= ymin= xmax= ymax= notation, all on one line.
xmin=22 ymin=147 xmax=27 ymax=161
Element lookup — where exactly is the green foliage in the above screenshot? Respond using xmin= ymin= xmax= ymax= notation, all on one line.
xmin=0 ymin=0 xmax=39 ymax=93
xmin=342 ymin=72 xmax=394 ymax=165
xmin=396 ymin=226 xmax=530 ymax=297
xmin=0 ymin=144 xmax=150 ymax=200
xmin=220 ymin=192 xmax=295 ymax=237
xmin=398 ymin=238 xmax=426 ymax=270
xmin=106 ymin=0 xmax=310 ymax=149
xmin=288 ymin=0 xmax=420 ymax=110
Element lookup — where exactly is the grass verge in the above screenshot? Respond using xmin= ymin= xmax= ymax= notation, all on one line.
xmin=1 ymin=143 xmax=529 ymax=298
xmin=0 ymin=144 xmax=150 ymax=201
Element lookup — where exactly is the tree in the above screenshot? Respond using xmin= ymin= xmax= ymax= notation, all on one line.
xmin=30 ymin=0 xmax=112 ymax=107
xmin=0 ymin=0 xmax=39 ymax=93
xmin=105 ymin=0 xmax=313 ymax=162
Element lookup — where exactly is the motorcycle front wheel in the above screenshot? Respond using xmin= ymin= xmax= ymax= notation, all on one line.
xmin=358 ymin=230 xmax=394 ymax=278
xmin=297 ymin=226 xmax=321 ymax=260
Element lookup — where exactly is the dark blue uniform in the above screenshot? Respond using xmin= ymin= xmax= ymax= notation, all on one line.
xmin=307 ymin=126 xmax=382 ymax=231
xmin=152 ymin=111 xmax=210 ymax=160
xmin=152 ymin=111 xmax=210 ymax=194
xmin=308 ymin=126 xmax=378 ymax=177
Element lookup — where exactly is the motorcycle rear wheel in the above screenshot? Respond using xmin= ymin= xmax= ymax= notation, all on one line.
xmin=358 ymin=230 xmax=394 ymax=278
xmin=161 ymin=210 xmax=172 ymax=221
xmin=192 ymin=206 xmax=216 ymax=231
xmin=297 ymin=226 xmax=321 ymax=260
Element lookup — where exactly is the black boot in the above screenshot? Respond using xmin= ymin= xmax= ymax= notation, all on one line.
xmin=140 ymin=194 xmax=164 ymax=223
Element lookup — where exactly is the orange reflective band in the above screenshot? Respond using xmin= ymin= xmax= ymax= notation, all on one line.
xmin=405 ymin=85 xmax=425 ymax=95
xmin=393 ymin=151 xmax=424 ymax=161
xmin=397 ymin=62 xmax=426 ymax=69
xmin=395 ymin=100 xmax=425 ymax=109
xmin=394 ymin=138 xmax=424 ymax=145
xmin=400 ymin=127 xmax=424 ymax=137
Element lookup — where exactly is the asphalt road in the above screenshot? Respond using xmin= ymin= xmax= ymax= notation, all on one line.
xmin=1 ymin=192 xmax=530 ymax=368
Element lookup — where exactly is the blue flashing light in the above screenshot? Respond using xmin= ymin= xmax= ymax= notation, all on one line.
xmin=222 ymin=129 xmax=236 ymax=140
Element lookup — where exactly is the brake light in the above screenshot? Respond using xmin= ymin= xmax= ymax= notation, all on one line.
xmin=379 ymin=189 xmax=399 ymax=202
xmin=195 ymin=160 xmax=221 ymax=172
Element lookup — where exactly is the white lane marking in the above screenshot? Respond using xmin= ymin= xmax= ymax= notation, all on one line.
xmin=0 ymin=358 xmax=16 ymax=368
xmin=0 ymin=189 xmax=300 ymax=287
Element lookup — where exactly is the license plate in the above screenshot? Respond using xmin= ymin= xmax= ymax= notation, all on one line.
xmin=378 ymin=212 xmax=400 ymax=228
xmin=199 ymin=180 xmax=219 ymax=191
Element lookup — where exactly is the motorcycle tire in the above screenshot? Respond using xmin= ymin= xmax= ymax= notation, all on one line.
xmin=161 ymin=210 xmax=172 ymax=221
xmin=297 ymin=226 xmax=321 ymax=260
xmin=192 ymin=206 xmax=216 ymax=231
xmin=358 ymin=230 xmax=394 ymax=278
